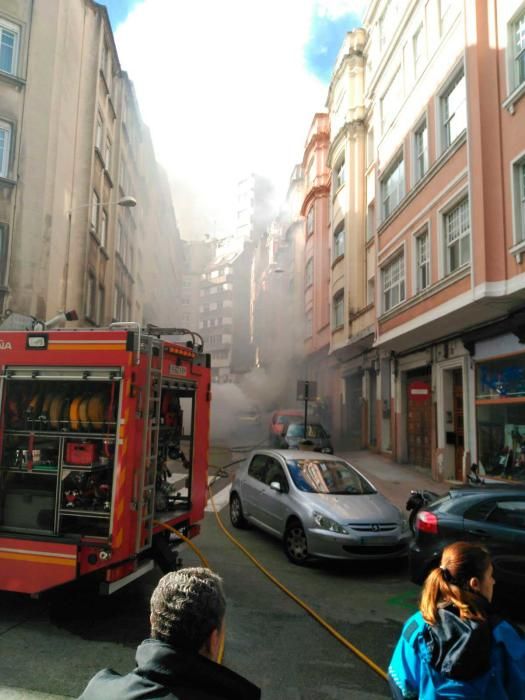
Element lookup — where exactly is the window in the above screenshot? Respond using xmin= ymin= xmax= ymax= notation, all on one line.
xmin=381 ymin=156 xmax=404 ymax=220
xmin=440 ymin=0 xmax=455 ymax=35
xmin=513 ymin=10 xmax=525 ymax=88
xmin=514 ymin=160 xmax=525 ymax=242
xmin=97 ymin=285 xmax=105 ymax=326
xmin=333 ymin=221 xmax=345 ymax=259
xmin=381 ymin=70 xmax=402 ymax=133
xmin=95 ymin=114 xmax=103 ymax=152
xmin=306 ymin=206 xmax=314 ymax=236
xmin=305 ymin=309 xmax=313 ymax=338
xmin=85 ymin=271 xmax=96 ymax=320
xmin=0 ymin=120 xmax=11 ymax=178
xmin=444 ymin=197 xmax=470 ymax=273
xmin=91 ymin=190 xmax=100 ymax=233
xmin=487 ymin=500 xmax=525 ymax=529
xmin=0 ymin=223 xmax=8 ymax=284
xmin=441 ymin=69 xmax=466 ymax=149
xmin=415 ymin=230 xmax=430 ymax=292
xmin=100 ymin=209 xmax=107 ymax=248
xmin=367 ymin=277 xmax=375 ymax=305
xmin=334 ymin=156 xmax=345 ymax=190
xmin=333 ymin=292 xmax=344 ymax=328
xmin=104 ymin=136 xmax=111 ymax=167
xmin=0 ymin=20 xmax=19 ymax=75
xmin=367 ymin=129 xmax=374 ymax=167
xmin=366 ymin=203 xmax=375 ymax=240
xmin=248 ymin=454 xmax=269 ymax=483
xmin=413 ymin=24 xmax=424 ymax=78
xmin=305 ymin=257 xmax=313 ymax=287
xmin=414 ymin=121 xmax=428 ymax=182
xmin=382 ymin=254 xmax=405 ymax=312
xmin=307 ymin=158 xmax=315 ymax=187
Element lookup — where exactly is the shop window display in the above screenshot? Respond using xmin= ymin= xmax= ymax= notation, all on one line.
xmin=476 ymin=354 xmax=525 ymax=481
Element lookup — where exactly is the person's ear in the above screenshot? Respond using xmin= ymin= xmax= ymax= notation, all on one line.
xmin=468 ymin=576 xmax=481 ymax=593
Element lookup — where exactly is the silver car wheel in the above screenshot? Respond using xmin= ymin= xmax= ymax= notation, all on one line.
xmin=230 ymin=493 xmax=247 ymax=528
xmin=284 ymin=522 xmax=308 ymax=564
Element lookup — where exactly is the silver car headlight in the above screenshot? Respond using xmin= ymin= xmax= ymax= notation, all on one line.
xmin=313 ymin=511 xmax=349 ymax=535
xmin=401 ymin=518 xmax=410 ymax=533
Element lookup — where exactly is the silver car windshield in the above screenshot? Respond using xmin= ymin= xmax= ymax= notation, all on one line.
xmin=286 ymin=459 xmax=376 ymax=495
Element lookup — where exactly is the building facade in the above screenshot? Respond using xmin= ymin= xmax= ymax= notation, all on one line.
xmin=0 ymin=0 xmax=182 ymax=328
xmin=199 ymin=238 xmax=253 ymax=383
xmin=300 ymin=113 xmax=339 ymax=434
xmin=363 ymin=0 xmax=525 ymax=482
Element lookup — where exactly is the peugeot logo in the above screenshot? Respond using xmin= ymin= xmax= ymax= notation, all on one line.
xmin=372 ymin=524 xmax=380 ymax=532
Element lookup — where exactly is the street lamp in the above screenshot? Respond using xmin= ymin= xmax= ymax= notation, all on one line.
xmin=62 ymin=194 xmax=137 ymax=310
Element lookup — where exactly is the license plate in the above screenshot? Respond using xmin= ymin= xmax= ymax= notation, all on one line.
xmin=360 ymin=536 xmax=396 ymax=545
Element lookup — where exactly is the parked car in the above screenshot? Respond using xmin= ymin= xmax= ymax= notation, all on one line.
xmin=229 ymin=449 xmax=411 ymax=564
xmin=279 ymin=422 xmax=333 ymax=454
xmin=269 ymin=409 xmax=304 ymax=445
xmin=409 ymin=485 xmax=525 ymax=594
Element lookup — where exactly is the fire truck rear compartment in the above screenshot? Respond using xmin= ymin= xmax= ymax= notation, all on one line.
xmin=0 ymin=362 xmax=203 ymax=593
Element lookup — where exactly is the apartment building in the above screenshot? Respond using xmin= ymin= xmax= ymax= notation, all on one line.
xmin=180 ymin=240 xmax=214 ymax=331
xmin=199 ymin=239 xmax=253 ymax=382
xmin=364 ymin=0 xmax=525 ymax=481
xmin=0 ymin=0 xmax=182 ymax=327
xmin=236 ymin=173 xmax=275 ymax=242
xmin=324 ymin=29 xmax=371 ymax=447
xmin=300 ymin=113 xmax=339 ymax=433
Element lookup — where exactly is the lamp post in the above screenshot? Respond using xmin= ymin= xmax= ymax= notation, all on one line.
xmin=62 ymin=195 xmax=136 ymax=310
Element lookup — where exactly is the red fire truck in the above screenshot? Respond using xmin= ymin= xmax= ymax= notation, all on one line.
xmin=0 ymin=321 xmax=211 ymax=595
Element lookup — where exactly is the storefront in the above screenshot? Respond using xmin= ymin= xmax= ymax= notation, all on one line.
xmin=474 ymin=335 xmax=525 ymax=482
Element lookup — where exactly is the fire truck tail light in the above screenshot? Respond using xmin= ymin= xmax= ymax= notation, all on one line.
xmin=417 ymin=511 xmax=438 ymax=534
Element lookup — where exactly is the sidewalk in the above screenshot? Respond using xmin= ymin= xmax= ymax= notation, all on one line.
xmin=339 ymin=450 xmax=447 ymax=511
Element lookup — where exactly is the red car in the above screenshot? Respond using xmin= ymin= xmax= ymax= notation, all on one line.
xmin=269 ymin=409 xmax=304 ymax=445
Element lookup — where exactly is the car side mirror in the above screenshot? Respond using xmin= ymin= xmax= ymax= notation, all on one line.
xmin=269 ymin=481 xmax=282 ymax=492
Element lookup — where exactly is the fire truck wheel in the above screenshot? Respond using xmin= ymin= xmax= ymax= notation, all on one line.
xmin=283 ymin=518 xmax=309 ymax=565
xmin=229 ymin=492 xmax=247 ymax=529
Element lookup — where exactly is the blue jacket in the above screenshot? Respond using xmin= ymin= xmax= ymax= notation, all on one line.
xmin=388 ymin=609 xmax=525 ymax=699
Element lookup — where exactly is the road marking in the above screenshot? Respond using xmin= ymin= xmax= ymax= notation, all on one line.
xmin=205 ymin=483 xmax=231 ymax=512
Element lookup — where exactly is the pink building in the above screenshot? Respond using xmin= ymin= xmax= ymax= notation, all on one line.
xmin=300 ymin=114 xmax=339 ymax=434
xmin=364 ymin=0 xmax=525 ymax=481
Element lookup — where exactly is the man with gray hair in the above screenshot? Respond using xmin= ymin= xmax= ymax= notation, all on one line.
xmin=78 ymin=567 xmax=260 ymax=699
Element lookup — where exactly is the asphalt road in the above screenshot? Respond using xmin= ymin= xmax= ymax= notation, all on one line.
xmin=0 ymin=440 xmax=421 ymax=700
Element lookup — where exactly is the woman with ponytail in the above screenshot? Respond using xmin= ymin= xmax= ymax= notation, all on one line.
xmin=388 ymin=541 xmax=525 ymax=699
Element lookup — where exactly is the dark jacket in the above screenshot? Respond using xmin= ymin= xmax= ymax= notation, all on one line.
xmin=78 ymin=638 xmax=261 ymax=700
xmin=388 ymin=606 xmax=525 ymax=699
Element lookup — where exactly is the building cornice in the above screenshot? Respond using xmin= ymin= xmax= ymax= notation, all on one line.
xmin=302 ymin=128 xmax=330 ymax=167
xmin=328 ymin=118 xmax=366 ymax=164
xmin=300 ymin=183 xmax=330 ymax=216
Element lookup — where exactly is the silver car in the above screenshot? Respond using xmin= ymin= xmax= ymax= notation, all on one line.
xmin=229 ymin=449 xmax=411 ymax=564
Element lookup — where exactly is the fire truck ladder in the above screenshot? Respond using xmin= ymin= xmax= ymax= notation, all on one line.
xmin=137 ymin=335 xmax=164 ymax=552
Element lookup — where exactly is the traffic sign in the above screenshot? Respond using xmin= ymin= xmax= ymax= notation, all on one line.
xmin=297 ymin=380 xmax=317 ymax=401
xmin=408 ymin=380 xmax=431 ymax=402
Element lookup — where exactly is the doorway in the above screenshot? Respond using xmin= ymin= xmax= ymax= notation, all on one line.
xmin=406 ymin=368 xmax=432 ymax=469
xmin=453 ymin=369 xmax=464 ymax=480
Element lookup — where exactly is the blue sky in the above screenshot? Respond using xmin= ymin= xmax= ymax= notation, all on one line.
xmin=305 ymin=10 xmax=362 ymax=82
xmin=105 ymin=0 xmax=362 ymax=84
xmin=103 ymin=0 xmax=142 ymax=31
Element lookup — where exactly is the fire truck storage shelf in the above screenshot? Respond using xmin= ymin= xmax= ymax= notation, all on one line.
xmin=0 ymin=327 xmax=211 ymax=595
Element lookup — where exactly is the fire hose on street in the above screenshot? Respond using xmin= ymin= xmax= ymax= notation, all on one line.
xmin=156 ymin=466 xmax=389 ymax=684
